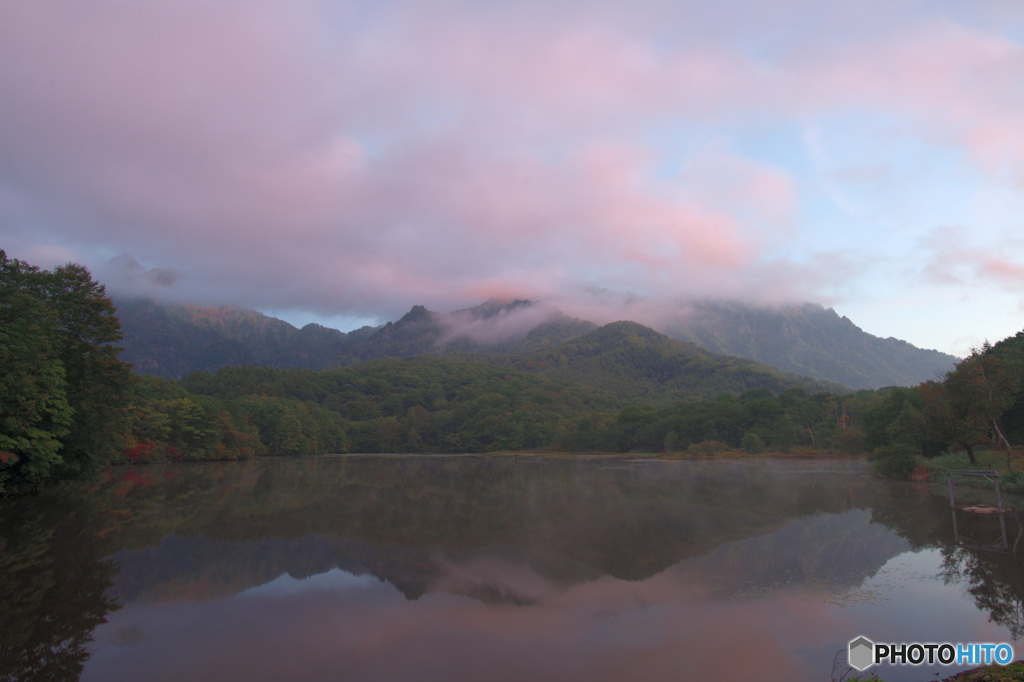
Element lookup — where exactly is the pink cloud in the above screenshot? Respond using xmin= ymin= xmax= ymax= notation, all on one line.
xmin=920 ymin=227 xmax=1024 ymax=298
xmin=87 ymin=561 xmax=842 ymax=682
xmin=982 ymin=259 xmax=1024 ymax=283
xmin=795 ymin=20 xmax=1024 ymax=175
xmin=1 ymin=0 xmax=1022 ymax=321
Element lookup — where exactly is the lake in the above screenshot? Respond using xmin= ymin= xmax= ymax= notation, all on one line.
xmin=1 ymin=455 xmax=1021 ymax=681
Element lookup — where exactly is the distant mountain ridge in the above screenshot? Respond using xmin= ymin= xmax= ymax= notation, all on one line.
xmin=113 ymin=296 xmax=955 ymax=390
xmin=662 ymin=301 xmax=957 ymax=390
xmin=115 ymin=298 xmax=347 ymax=377
xmin=114 ymin=297 xmax=596 ymax=378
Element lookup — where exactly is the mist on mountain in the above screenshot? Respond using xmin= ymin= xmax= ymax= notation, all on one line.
xmin=113 ymin=296 xmax=954 ymax=390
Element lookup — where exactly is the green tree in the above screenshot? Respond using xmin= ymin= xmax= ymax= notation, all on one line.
xmin=43 ymin=262 xmax=134 ymax=475
xmin=954 ymin=349 xmax=1019 ymax=471
xmin=872 ymin=442 xmax=919 ymax=479
xmin=919 ymin=379 xmax=984 ymax=463
xmin=862 ymin=387 xmax=927 ymax=453
xmin=0 ymin=251 xmax=132 ymax=489
xmin=921 ymin=350 xmax=1020 ymax=469
xmin=768 ymin=413 xmax=799 ymax=451
xmin=741 ymin=431 xmax=765 ymax=454
xmin=271 ymin=409 xmax=307 ymax=456
xmin=167 ymin=397 xmax=218 ymax=455
xmin=0 ymin=289 xmax=72 ymax=491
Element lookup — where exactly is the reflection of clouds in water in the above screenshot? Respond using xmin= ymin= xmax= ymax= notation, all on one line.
xmin=83 ymin=549 xmax=1016 ymax=682
xmin=428 ymin=555 xmax=560 ymax=606
xmin=85 ymin=559 xmax=831 ymax=681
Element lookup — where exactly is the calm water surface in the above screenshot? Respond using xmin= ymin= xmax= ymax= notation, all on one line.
xmin=2 ymin=455 xmax=1022 ymax=681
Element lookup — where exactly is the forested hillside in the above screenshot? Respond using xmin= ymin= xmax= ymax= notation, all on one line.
xmin=6 ymin=255 xmax=880 ymax=491
xmin=7 ymin=253 xmax=1024 ymax=493
xmin=113 ymin=314 xmax=1024 ymax=477
xmin=120 ymin=360 xmax=864 ymax=460
xmin=507 ymin=321 xmax=844 ymax=400
xmin=116 ymin=297 xmax=348 ymax=376
xmin=115 ymin=298 xmax=840 ymax=402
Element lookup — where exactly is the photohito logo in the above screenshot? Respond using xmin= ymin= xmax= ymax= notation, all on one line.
xmin=848 ymin=636 xmax=1014 ymax=671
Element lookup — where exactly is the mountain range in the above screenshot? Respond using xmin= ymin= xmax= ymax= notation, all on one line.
xmin=663 ymin=300 xmax=957 ymax=390
xmin=113 ymin=296 xmax=957 ymax=390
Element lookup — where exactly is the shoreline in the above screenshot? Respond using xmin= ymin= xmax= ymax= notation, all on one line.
xmin=938 ymin=660 xmax=1024 ymax=681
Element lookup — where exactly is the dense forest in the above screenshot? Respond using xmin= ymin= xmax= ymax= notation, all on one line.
xmin=3 ymin=253 xmax=1024 ymax=494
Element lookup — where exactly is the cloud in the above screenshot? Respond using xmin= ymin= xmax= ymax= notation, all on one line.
xmin=920 ymin=226 xmax=1024 ymax=298
xmin=99 ymin=254 xmax=182 ymax=297
xmin=799 ymin=20 xmax=1024 ymax=175
xmin=1 ymin=0 xmax=1023 ymax=328
xmin=982 ymin=258 xmax=1024 ymax=284
xmin=439 ymin=301 xmax=569 ymax=345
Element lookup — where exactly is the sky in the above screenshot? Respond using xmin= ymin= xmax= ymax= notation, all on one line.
xmin=2 ymin=0 xmax=1024 ymax=357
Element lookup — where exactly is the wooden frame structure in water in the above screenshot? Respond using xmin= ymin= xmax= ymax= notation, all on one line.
xmin=946 ymin=470 xmax=1014 ymax=554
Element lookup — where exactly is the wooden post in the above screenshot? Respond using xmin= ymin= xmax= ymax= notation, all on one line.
xmin=995 ymin=476 xmax=1009 ymax=549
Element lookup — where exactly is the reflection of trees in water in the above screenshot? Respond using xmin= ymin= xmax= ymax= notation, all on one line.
xmin=117 ymin=458 xmax=887 ymax=585
xmin=858 ymin=483 xmax=1024 ymax=642
xmin=0 ymin=491 xmax=120 ymax=681
xmin=938 ymin=512 xmax=1024 ymax=641
xmin=872 ymin=485 xmax=1024 ymax=642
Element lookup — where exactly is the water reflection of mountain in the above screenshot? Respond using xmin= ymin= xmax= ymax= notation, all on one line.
xmin=6 ymin=456 xmax=1024 ymax=680
xmin=681 ymin=509 xmax=910 ymax=598
xmin=103 ymin=456 xmax=911 ymax=605
xmin=111 ymin=506 xmax=911 ymax=607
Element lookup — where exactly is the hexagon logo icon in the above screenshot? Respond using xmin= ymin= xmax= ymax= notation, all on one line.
xmin=848 ymin=636 xmax=874 ymax=671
